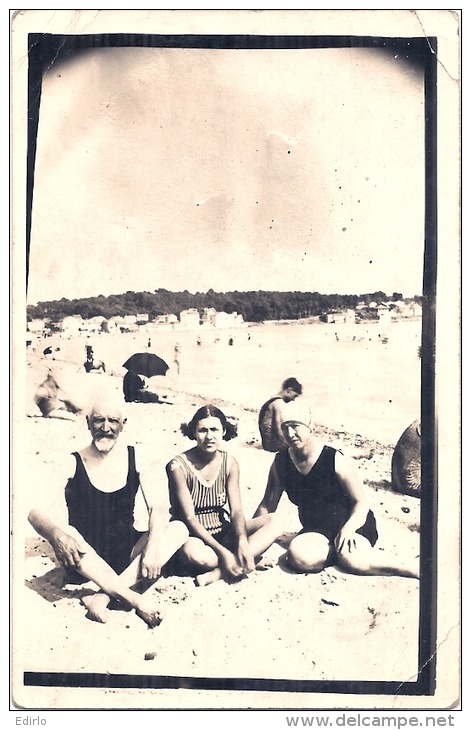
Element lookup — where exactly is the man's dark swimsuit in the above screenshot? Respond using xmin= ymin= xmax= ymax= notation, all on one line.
xmin=65 ymin=445 xmax=142 ymax=576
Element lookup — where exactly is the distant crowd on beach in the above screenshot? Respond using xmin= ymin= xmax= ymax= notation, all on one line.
xmin=27 ymin=347 xmax=421 ymax=628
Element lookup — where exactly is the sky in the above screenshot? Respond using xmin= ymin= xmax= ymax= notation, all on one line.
xmin=26 ymin=44 xmax=425 ymax=304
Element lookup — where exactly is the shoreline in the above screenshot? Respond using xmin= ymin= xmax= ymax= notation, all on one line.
xmin=27 ymin=359 xmax=398 ymax=455
xmin=27 ymin=315 xmax=421 ymax=449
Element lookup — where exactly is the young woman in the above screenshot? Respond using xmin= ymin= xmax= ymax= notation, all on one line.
xmin=166 ymin=405 xmax=281 ymax=586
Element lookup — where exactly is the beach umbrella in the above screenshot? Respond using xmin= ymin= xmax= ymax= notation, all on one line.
xmin=123 ymin=352 xmax=169 ymax=378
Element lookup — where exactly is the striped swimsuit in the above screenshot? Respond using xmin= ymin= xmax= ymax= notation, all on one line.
xmin=168 ymin=451 xmax=231 ymax=538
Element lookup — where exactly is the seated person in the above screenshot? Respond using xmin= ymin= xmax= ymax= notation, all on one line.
xmin=123 ymin=369 xmax=161 ymax=403
xmin=34 ymin=369 xmax=82 ymax=421
xmin=254 ymin=401 xmax=419 ymax=579
xmin=84 ymin=356 xmax=106 ymax=374
xmin=28 ymin=394 xmax=188 ymax=626
xmin=166 ymin=405 xmax=282 ymax=587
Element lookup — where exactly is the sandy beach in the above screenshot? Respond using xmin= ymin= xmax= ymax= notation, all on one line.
xmin=14 ymin=325 xmax=423 ymax=709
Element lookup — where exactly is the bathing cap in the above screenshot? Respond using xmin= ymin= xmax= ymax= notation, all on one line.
xmin=280 ymin=400 xmax=312 ymax=428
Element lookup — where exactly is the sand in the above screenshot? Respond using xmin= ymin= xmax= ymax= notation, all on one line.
xmin=13 ymin=337 xmax=422 ymax=710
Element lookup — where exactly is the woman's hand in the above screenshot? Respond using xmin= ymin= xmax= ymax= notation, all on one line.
xmin=334 ymin=526 xmax=359 ymax=555
xmin=220 ymin=551 xmax=245 ymax=580
xmin=237 ymin=538 xmax=255 ymax=574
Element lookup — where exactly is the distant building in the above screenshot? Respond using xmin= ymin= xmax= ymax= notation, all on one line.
xmin=390 ymin=301 xmax=422 ymax=321
xmin=82 ymin=316 xmax=106 ymax=333
xmin=200 ymin=307 xmax=217 ymax=326
xmin=151 ymin=314 xmax=178 ymax=326
xmin=60 ymin=315 xmax=83 ymax=335
xmin=179 ymin=307 xmax=245 ymax=330
xmin=208 ymin=310 xmax=245 ymax=329
xmin=145 ymin=314 xmax=178 ymax=331
xmin=180 ymin=308 xmax=201 ymax=329
xmin=27 ymin=319 xmax=47 ymax=334
xmin=106 ymin=316 xmax=124 ymax=332
xmin=376 ymin=303 xmax=392 ymax=325
xmin=106 ymin=316 xmax=138 ymax=333
xmin=321 ymin=309 xmax=354 ymax=324
xmin=212 ymin=311 xmax=233 ymax=328
xmin=409 ymin=302 xmax=422 ymax=318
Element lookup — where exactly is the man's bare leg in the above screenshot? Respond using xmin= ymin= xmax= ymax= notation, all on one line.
xmin=77 ymin=550 xmax=161 ymax=625
xmin=80 ymin=522 xmax=188 ymax=624
xmin=81 ymin=592 xmax=113 ymax=623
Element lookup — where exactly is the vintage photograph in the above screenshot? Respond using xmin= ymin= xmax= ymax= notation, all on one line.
xmin=11 ymin=9 xmax=461 ymax=712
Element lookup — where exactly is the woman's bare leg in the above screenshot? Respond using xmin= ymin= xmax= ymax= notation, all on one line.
xmin=196 ymin=514 xmax=282 ymax=587
xmin=287 ymin=532 xmax=331 ymax=573
xmin=335 ymin=534 xmax=419 ymax=578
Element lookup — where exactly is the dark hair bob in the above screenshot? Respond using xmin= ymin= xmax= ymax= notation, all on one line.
xmin=180 ymin=404 xmax=238 ymax=441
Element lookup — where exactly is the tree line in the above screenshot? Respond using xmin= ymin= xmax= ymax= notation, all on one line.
xmin=27 ymin=289 xmax=421 ymax=324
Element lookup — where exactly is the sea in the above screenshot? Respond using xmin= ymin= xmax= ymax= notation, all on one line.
xmin=35 ymin=317 xmax=423 ymax=447
xmin=172 ymin=318 xmax=422 ymax=446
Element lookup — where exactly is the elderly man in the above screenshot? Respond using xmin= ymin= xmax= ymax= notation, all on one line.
xmin=254 ymin=401 xmax=419 ymax=579
xmin=28 ymin=393 xmax=188 ymax=626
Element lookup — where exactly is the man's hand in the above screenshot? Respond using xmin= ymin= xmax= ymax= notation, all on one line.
xmin=140 ymin=547 xmax=163 ymax=581
xmin=51 ymin=529 xmax=87 ymax=569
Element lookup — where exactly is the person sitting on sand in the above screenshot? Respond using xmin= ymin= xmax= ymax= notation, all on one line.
xmin=84 ymin=353 xmax=106 ymax=374
xmin=123 ymin=369 xmax=146 ymax=402
xmin=258 ymin=377 xmax=303 ymax=452
xmin=253 ymin=401 xmax=419 ymax=579
xmin=33 ymin=368 xmax=82 ymax=421
xmin=122 ymin=369 xmax=161 ymax=404
xmin=28 ymin=394 xmax=189 ymax=627
xmin=166 ymin=405 xmax=282 ymax=587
